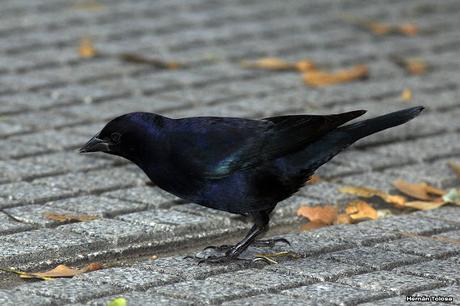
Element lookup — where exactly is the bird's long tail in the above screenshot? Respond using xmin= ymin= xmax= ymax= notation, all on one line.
xmin=288 ymin=106 xmax=424 ymax=172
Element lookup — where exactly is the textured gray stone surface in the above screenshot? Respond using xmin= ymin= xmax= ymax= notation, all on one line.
xmin=0 ymin=0 xmax=460 ymax=304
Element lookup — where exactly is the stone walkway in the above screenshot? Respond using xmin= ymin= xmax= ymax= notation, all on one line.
xmin=1 ymin=0 xmax=460 ymax=305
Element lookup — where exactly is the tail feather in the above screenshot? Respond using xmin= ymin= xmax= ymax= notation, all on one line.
xmin=286 ymin=106 xmax=425 ymax=172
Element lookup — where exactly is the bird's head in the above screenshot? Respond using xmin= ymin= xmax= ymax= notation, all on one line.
xmin=79 ymin=112 xmax=166 ymax=161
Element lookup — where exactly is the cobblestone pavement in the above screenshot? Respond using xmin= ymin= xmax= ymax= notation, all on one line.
xmin=1 ymin=0 xmax=460 ymax=305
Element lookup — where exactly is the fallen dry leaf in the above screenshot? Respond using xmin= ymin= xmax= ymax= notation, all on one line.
xmin=119 ymin=53 xmax=182 ymax=69
xmin=335 ymin=213 xmax=352 ymax=224
xmin=448 ymin=161 xmax=460 ymax=178
xmin=401 ymin=88 xmax=412 ymax=102
xmin=297 ymin=205 xmax=338 ymax=224
xmin=241 ymin=57 xmax=316 ymax=72
xmin=345 ymin=200 xmax=378 ymax=221
xmin=303 ymin=65 xmax=368 ymax=87
xmin=392 ymin=179 xmax=446 ymax=201
xmin=78 ymin=37 xmax=97 ymax=58
xmin=339 ymin=185 xmax=406 ymax=207
xmin=343 ymin=16 xmax=419 ymax=37
xmin=43 ymin=212 xmax=98 ymax=223
xmin=404 ymin=200 xmax=446 ymax=210
xmin=3 ymin=263 xmax=103 ymax=281
xmin=392 ymin=56 xmax=428 ymax=75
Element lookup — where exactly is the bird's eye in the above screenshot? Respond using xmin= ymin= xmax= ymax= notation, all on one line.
xmin=111 ymin=132 xmax=121 ymax=143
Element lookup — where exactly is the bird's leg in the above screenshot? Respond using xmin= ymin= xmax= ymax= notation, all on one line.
xmin=198 ymin=211 xmax=269 ymax=264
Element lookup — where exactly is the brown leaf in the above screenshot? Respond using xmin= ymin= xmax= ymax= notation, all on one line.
xmin=294 ymin=59 xmax=316 ymax=72
xmin=297 ymin=205 xmax=338 ymax=224
xmin=335 ymin=213 xmax=352 ymax=224
xmin=16 ymin=263 xmax=103 ymax=280
xmin=392 ymin=180 xmax=446 ymax=200
xmin=303 ymin=65 xmax=368 ymax=87
xmin=306 ymin=175 xmax=321 ymax=185
xmin=241 ymin=57 xmax=293 ymax=70
xmin=78 ymin=37 xmax=97 ymax=58
xmin=119 ymin=53 xmax=182 ymax=69
xmin=448 ymin=161 xmax=460 ymax=178
xmin=400 ymin=88 xmax=412 ymax=102
xmin=403 ymin=201 xmax=446 ymax=210
xmin=345 ymin=200 xmax=378 ymax=221
xmin=398 ymin=23 xmax=419 ymax=36
xmin=339 ymin=185 xmax=406 ymax=208
xmin=343 ymin=16 xmax=419 ymax=37
xmin=43 ymin=212 xmax=98 ymax=223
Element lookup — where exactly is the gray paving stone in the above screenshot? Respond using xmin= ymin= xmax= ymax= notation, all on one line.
xmin=57 ymin=218 xmax=160 ymax=246
xmin=13 ymin=278 xmax=122 ymax=303
xmin=133 ymin=256 xmax=249 ymax=280
xmin=412 ymin=206 xmax=460 ymax=224
xmin=339 ymin=271 xmax=443 ymax=295
xmin=321 ymin=246 xmax=423 ymax=270
xmin=11 ymin=130 xmax=89 ymax=150
xmin=265 ymin=257 xmax=369 ymax=281
xmin=434 ymin=229 xmax=460 ymax=240
xmin=46 ymin=195 xmax=146 ymax=217
xmin=222 ymin=293 xmax=318 ymax=306
xmin=0 ymin=289 xmax=56 ymax=306
xmin=0 ymin=182 xmax=75 ymax=208
xmin=86 ymin=291 xmax=192 ymax=306
xmin=33 ymin=167 xmax=146 ymax=193
xmin=0 ymin=211 xmax=33 ymax=234
xmin=283 ymin=282 xmax=388 ymax=305
xmin=299 ymin=182 xmax=356 ymax=204
xmin=151 ymin=279 xmax=256 ymax=304
xmin=208 ymin=269 xmax=311 ymax=292
xmin=0 ymin=139 xmax=48 ymax=159
xmin=360 ymin=215 xmax=459 ymax=236
xmin=375 ymin=237 xmax=460 ymax=259
xmin=0 ymin=159 xmax=61 ymax=181
xmin=396 ymin=260 xmax=460 ymax=284
xmin=102 ymin=186 xmax=181 ymax=209
xmin=3 ymin=204 xmax=85 ymax=227
xmin=26 ymin=152 xmax=114 ymax=173
xmin=76 ymin=266 xmax=181 ymax=290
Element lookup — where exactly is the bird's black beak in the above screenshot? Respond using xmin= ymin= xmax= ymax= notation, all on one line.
xmin=79 ymin=134 xmax=110 ymax=153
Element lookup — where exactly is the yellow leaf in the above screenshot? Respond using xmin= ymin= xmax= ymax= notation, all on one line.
xmin=343 ymin=16 xmax=419 ymax=37
xmin=303 ymin=65 xmax=368 ymax=87
xmin=392 ymin=180 xmax=443 ymax=201
xmin=448 ymin=161 xmax=460 ymax=179
xmin=404 ymin=201 xmax=446 ymax=210
xmin=335 ymin=213 xmax=352 ymax=224
xmin=16 ymin=263 xmax=102 ymax=280
xmin=297 ymin=205 xmax=338 ymax=224
xmin=339 ymin=185 xmax=406 ymax=207
xmin=400 ymin=88 xmax=412 ymax=102
xmin=78 ymin=37 xmax=96 ymax=58
xmin=107 ymin=297 xmax=127 ymax=306
xmin=43 ymin=212 xmax=98 ymax=222
xmin=295 ymin=59 xmax=316 ymax=72
xmin=345 ymin=200 xmax=378 ymax=221
xmin=241 ymin=57 xmax=293 ymax=70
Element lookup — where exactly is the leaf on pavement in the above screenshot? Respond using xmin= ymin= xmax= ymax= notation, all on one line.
xmin=339 ymin=185 xmax=406 ymax=208
xmin=241 ymin=57 xmax=316 ymax=72
xmin=342 ymin=16 xmax=419 ymax=36
xmin=297 ymin=205 xmax=338 ymax=224
xmin=303 ymin=65 xmax=368 ymax=87
xmin=448 ymin=161 xmax=460 ymax=178
xmin=442 ymin=189 xmax=460 ymax=205
xmin=3 ymin=263 xmax=103 ymax=280
xmin=345 ymin=200 xmax=378 ymax=221
xmin=119 ymin=53 xmax=182 ymax=69
xmin=78 ymin=37 xmax=97 ymax=58
xmin=404 ymin=200 xmax=446 ymax=210
xmin=392 ymin=179 xmax=446 ymax=201
xmin=43 ymin=212 xmax=98 ymax=222
xmin=400 ymin=88 xmax=412 ymax=102
xmin=107 ymin=297 xmax=127 ymax=306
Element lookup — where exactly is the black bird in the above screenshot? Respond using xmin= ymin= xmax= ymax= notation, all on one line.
xmin=80 ymin=106 xmax=424 ymax=263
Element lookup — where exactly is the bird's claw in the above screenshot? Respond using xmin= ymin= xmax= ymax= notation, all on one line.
xmin=252 ymin=237 xmax=291 ymax=247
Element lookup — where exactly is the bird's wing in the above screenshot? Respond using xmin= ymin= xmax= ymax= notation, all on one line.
xmin=168 ymin=111 xmax=365 ymax=179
